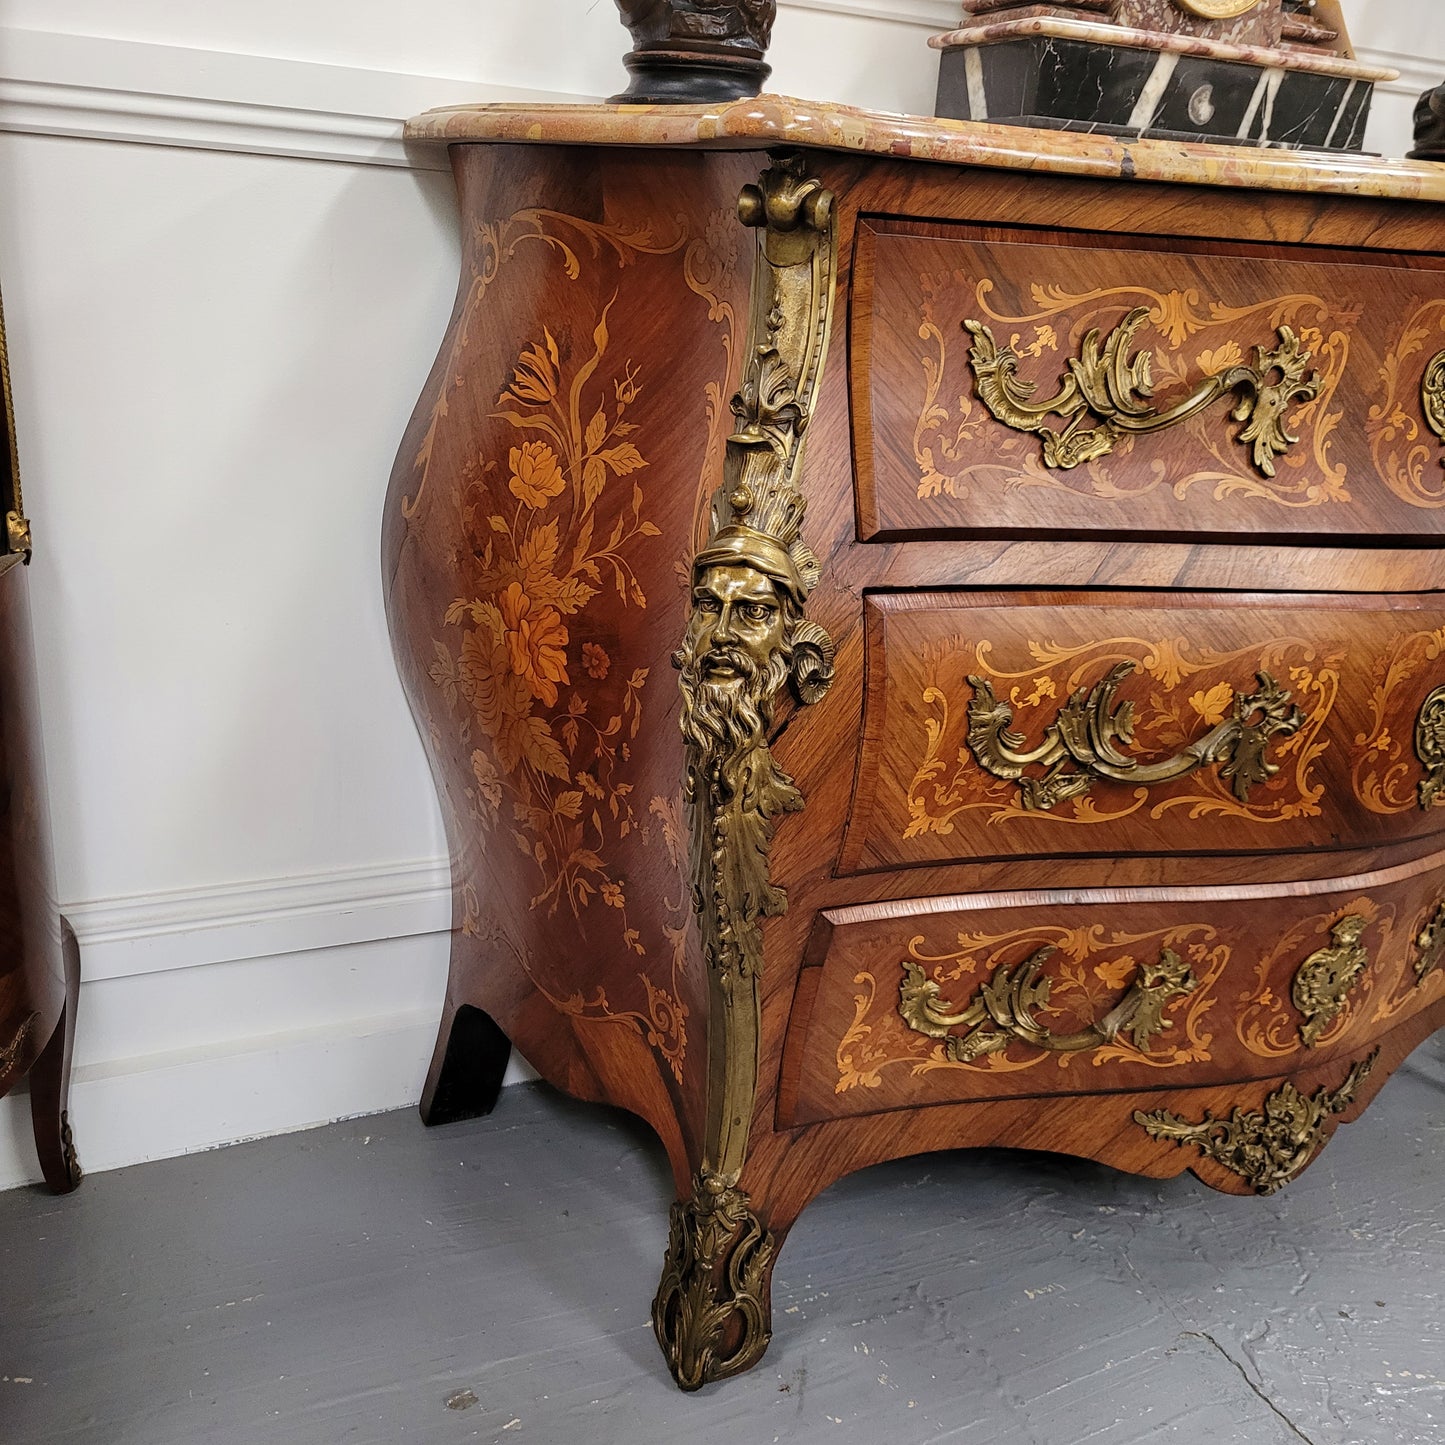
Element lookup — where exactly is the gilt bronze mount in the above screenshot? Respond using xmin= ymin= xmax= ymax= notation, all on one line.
xmin=654 ymin=150 xmax=837 ymax=1391
xmin=1136 ymin=1052 xmax=1377 ymax=1194
xmin=965 ymin=661 xmax=1304 ymax=813
xmin=1424 ymin=350 xmax=1445 ymax=456
xmin=1291 ymin=915 xmax=1370 ymax=1048
xmin=1416 ymin=684 xmax=1445 ymax=811
xmin=1415 ymin=901 xmax=1445 ymax=986
xmin=964 ymin=309 xmax=1321 ymax=477
xmin=900 ymin=946 xmax=1198 ymax=1063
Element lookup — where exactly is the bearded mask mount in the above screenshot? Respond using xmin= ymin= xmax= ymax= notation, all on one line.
xmin=652 ymin=151 xmax=839 ymax=1392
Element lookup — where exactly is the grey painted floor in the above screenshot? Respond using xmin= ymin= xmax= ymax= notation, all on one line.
xmin=1 ymin=1043 xmax=1442 ymax=1445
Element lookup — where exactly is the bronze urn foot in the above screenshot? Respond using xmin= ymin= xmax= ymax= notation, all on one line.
xmin=612 ymin=0 xmax=776 ymax=104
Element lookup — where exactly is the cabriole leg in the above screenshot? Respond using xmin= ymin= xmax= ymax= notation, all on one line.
xmin=419 ymin=997 xmax=512 ymax=1128
xmin=29 ymin=918 xmax=81 ymax=1193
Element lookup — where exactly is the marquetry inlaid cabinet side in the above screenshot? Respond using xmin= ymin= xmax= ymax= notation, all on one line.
xmin=386 ymin=102 xmax=1445 ymax=1390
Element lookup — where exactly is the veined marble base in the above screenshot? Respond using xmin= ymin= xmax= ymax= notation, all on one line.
xmin=936 ymin=34 xmax=1376 ymax=152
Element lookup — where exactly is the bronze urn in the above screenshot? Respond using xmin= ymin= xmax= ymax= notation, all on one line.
xmin=612 ymin=0 xmax=776 ymax=104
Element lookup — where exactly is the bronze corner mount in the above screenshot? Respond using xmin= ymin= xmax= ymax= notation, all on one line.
xmin=653 ymin=1167 xmax=776 ymax=1391
xmin=658 ymin=149 xmax=838 ymax=1392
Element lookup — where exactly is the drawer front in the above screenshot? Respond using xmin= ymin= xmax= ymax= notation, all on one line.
xmin=778 ymin=855 xmax=1445 ymax=1128
xmin=841 ymin=590 xmax=1445 ymax=874
xmin=852 ymin=218 xmax=1445 ymax=541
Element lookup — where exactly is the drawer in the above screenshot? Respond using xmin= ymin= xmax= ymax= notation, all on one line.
xmin=840 ymin=589 xmax=1445 ymax=874
xmin=851 ymin=218 xmax=1445 ymax=542
xmin=777 ymin=851 xmax=1445 ymax=1129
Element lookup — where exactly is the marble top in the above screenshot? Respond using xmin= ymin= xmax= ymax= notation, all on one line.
xmin=930 ymin=16 xmax=1397 ymax=83
xmin=405 ymin=95 xmax=1445 ymax=205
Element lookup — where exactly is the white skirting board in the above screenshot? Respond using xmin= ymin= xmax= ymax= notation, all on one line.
xmin=0 ymin=1006 xmax=440 ymax=1191
xmin=0 ymin=863 xmax=536 ymax=1192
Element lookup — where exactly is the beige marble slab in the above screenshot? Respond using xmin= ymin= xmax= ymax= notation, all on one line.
xmin=929 ymin=15 xmax=1396 ymax=81
xmin=405 ymin=94 xmax=1445 ymax=205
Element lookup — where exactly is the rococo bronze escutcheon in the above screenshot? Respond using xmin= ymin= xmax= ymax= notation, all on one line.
xmin=1415 ymin=900 xmax=1445 ymax=985
xmin=1416 ymin=684 xmax=1445 ymax=810
xmin=1291 ymin=915 xmax=1370 ymax=1048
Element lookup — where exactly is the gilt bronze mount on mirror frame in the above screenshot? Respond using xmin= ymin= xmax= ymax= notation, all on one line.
xmin=612 ymin=0 xmax=777 ymax=103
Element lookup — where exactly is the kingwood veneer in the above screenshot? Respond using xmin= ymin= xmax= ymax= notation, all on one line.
xmin=383 ymin=96 xmax=1445 ymax=1390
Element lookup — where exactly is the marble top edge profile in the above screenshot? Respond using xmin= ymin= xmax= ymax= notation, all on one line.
xmin=404 ymin=95 xmax=1445 ymax=205
xmin=929 ymin=16 xmax=1398 ymax=82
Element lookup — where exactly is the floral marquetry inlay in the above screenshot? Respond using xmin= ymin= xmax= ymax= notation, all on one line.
xmin=1350 ymin=628 xmax=1445 ymax=816
xmin=1367 ymin=303 xmax=1445 ymax=510
xmin=413 ymin=202 xmax=747 ymax=1081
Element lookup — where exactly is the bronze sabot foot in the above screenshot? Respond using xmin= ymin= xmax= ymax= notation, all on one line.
xmin=652 ymin=1169 xmax=777 ymax=1390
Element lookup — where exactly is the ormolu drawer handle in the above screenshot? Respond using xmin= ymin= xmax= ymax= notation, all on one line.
xmin=900 ymin=946 xmax=1198 ymax=1062
xmin=966 ymin=661 xmax=1304 ymax=813
xmin=964 ymin=305 xmax=1321 ymax=477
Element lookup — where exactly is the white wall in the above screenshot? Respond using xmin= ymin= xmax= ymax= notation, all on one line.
xmin=0 ymin=1 xmax=1438 ymax=1188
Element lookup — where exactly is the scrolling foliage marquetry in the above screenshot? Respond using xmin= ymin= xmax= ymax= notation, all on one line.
xmin=1136 ymin=1052 xmax=1378 ymax=1195
xmin=652 ymin=151 xmax=838 ymax=1392
xmin=900 ymin=946 xmax=1198 ymax=1063
xmin=964 ymin=306 xmax=1322 ymax=477
xmin=965 ymin=660 xmax=1304 ymax=813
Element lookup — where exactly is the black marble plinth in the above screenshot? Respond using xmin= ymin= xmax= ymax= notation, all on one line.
xmin=937 ymin=37 xmax=1375 ymax=152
